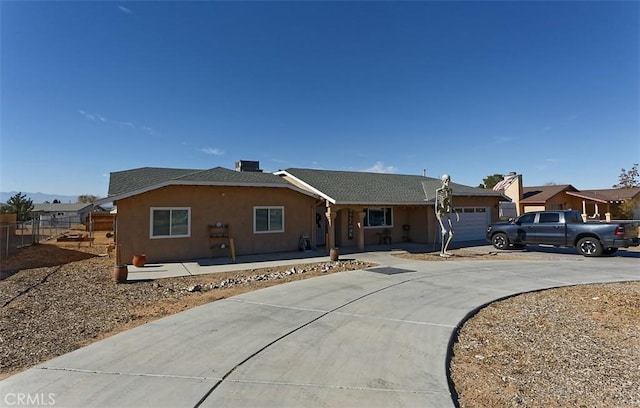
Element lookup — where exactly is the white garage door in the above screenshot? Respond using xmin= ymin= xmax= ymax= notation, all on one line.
xmin=452 ymin=207 xmax=490 ymax=241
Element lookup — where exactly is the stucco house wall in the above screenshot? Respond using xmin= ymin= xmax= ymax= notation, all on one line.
xmin=327 ymin=195 xmax=501 ymax=249
xmin=523 ymin=205 xmax=545 ymax=213
xmin=523 ymin=195 xmax=583 ymax=213
xmin=330 ymin=206 xmax=433 ymax=248
xmin=115 ymin=184 xmax=317 ymax=263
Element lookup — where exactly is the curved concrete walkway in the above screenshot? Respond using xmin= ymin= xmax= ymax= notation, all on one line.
xmin=1 ymin=248 xmax=638 ymax=407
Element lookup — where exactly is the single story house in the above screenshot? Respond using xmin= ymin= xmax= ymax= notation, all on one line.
xmin=493 ymin=173 xmax=640 ymax=220
xmin=568 ymin=188 xmax=640 ymax=220
xmin=32 ymin=202 xmax=98 ymax=226
xmin=98 ymin=161 xmax=506 ymax=263
xmin=275 ymin=168 xmax=505 ymax=252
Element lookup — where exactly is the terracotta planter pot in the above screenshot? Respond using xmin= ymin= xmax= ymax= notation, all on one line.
xmin=330 ymin=248 xmax=340 ymax=261
xmin=132 ymin=254 xmax=146 ymax=267
xmin=113 ymin=265 xmax=128 ymax=283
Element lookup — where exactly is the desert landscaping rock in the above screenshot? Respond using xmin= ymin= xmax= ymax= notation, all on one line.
xmin=1 ymin=239 xmax=638 ymax=408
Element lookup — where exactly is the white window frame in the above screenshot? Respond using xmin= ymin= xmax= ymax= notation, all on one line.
xmin=254 ymin=206 xmax=285 ymax=234
xmin=363 ymin=207 xmax=393 ymax=228
xmin=149 ymin=207 xmax=191 ymax=239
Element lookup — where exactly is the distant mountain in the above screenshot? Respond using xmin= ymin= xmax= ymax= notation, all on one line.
xmin=0 ymin=191 xmax=79 ymax=204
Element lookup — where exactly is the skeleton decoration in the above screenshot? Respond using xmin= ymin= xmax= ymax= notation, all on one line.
xmin=434 ymin=174 xmax=459 ymax=257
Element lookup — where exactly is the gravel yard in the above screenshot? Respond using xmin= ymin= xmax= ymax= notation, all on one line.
xmin=0 ymin=242 xmax=373 ymax=379
xmin=1 ymin=239 xmax=638 ymax=407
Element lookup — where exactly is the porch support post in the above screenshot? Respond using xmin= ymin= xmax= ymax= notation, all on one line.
xmin=356 ymin=209 xmax=365 ymax=251
xmin=581 ymin=200 xmax=587 ymax=218
xmin=325 ymin=207 xmax=337 ymax=252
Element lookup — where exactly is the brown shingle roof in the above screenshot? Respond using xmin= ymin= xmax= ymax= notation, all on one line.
xmin=571 ymin=187 xmax=640 ymax=202
xmin=521 ymin=185 xmax=577 ymax=203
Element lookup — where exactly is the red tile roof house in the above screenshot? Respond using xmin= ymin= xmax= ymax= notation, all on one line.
xmin=98 ymin=161 xmax=505 ymax=264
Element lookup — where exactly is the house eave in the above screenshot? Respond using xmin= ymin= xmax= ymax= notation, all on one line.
xmin=330 ymin=200 xmax=434 ymax=206
xmin=565 ymin=191 xmax=610 ymax=204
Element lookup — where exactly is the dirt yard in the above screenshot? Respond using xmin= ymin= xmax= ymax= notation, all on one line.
xmin=1 ymin=233 xmax=638 ymax=407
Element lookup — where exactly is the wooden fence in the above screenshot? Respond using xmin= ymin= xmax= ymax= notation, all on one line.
xmin=86 ymin=213 xmax=115 ymax=231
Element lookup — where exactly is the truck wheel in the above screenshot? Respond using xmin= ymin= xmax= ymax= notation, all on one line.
xmin=492 ymin=233 xmax=510 ymax=250
xmin=602 ymin=247 xmax=618 ymax=255
xmin=577 ymin=237 xmax=603 ymax=257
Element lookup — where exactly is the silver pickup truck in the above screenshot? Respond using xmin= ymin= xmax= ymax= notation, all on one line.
xmin=486 ymin=210 xmax=639 ymax=257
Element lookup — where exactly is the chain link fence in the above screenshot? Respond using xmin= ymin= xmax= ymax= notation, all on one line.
xmin=1 ymin=219 xmax=38 ymax=258
xmin=0 ymin=216 xmax=87 ymax=259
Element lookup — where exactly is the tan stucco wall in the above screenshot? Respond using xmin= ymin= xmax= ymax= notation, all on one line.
xmin=327 ymin=206 xmax=433 ymax=248
xmin=329 ymin=195 xmax=501 ymax=248
xmin=504 ymin=175 xmax=523 ymax=215
xmin=523 ymin=205 xmax=545 ymax=213
xmin=523 ymin=193 xmax=585 ymax=214
xmin=544 ymin=193 xmax=574 ymax=210
xmin=115 ymin=185 xmax=317 ymax=263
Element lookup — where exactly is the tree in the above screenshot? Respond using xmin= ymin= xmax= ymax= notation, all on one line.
xmin=478 ymin=174 xmax=504 ymax=189
xmin=611 ymin=198 xmax=638 ymax=220
xmin=78 ymin=194 xmax=98 ymax=204
xmin=1 ymin=192 xmax=34 ymax=221
xmin=613 ymin=163 xmax=639 ymax=188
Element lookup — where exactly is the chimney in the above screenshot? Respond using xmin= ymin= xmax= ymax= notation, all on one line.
xmin=235 ymin=160 xmax=262 ymax=172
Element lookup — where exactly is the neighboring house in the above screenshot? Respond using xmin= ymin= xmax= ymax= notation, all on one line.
xmin=493 ymin=173 xmax=640 ymax=220
xmin=98 ymin=162 xmax=505 ymax=263
xmin=32 ymin=202 xmax=98 ymax=225
xmin=521 ymin=184 xmax=581 ymax=213
xmin=568 ymin=188 xmax=640 ymax=220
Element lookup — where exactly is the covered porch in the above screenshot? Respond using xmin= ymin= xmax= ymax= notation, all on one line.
xmin=319 ymin=203 xmax=436 ymax=253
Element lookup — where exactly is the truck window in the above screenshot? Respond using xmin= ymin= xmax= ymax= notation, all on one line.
xmin=539 ymin=213 xmax=560 ymax=223
xmin=518 ymin=213 xmax=536 ymax=224
xmin=566 ymin=212 xmax=583 ymax=223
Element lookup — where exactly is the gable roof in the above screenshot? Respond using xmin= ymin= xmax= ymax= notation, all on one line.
xmin=102 ymin=166 xmax=315 ymax=204
xmin=32 ymin=203 xmax=93 ymax=213
xmin=568 ymin=187 xmax=640 ymax=203
xmin=521 ymin=184 xmax=578 ymax=203
xmin=107 ymin=167 xmax=202 ymax=196
xmin=276 ymin=168 xmax=503 ymax=205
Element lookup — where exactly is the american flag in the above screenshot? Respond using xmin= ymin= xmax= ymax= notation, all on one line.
xmin=493 ymin=174 xmax=518 ymax=191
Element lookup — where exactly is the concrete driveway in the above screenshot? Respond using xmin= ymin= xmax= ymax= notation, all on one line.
xmin=1 ymin=246 xmax=638 ymax=408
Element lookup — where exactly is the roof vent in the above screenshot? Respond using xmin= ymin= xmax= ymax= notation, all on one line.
xmin=235 ymin=160 xmax=262 ymax=172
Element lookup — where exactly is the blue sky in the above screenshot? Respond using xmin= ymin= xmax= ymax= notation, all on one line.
xmin=1 ymin=1 xmax=638 ymax=198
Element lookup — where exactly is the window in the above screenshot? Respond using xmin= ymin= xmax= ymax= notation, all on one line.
xmin=150 ymin=208 xmax=190 ymax=238
xmin=517 ymin=213 xmax=536 ymax=224
xmin=254 ymin=206 xmax=284 ymax=233
xmin=539 ymin=213 xmax=560 ymax=223
xmin=364 ymin=207 xmax=393 ymax=227
xmin=566 ymin=211 xmax=583 ymax=223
